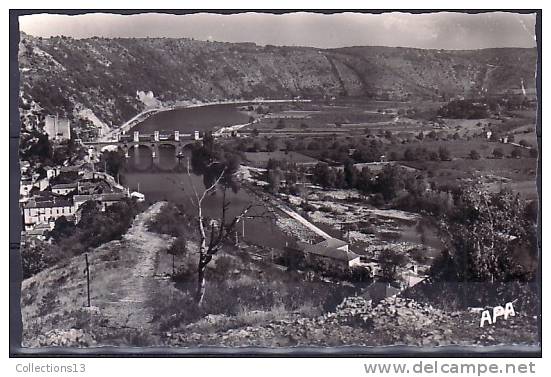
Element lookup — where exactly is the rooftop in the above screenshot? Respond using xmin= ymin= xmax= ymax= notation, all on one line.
xmin=316 ymin=237 xmax=348 ymax=249
xmin=303 ymin=243 xmax=360 ymax=262
xmin=74 ymin=192 xmax=127 ymax=203
xmin=288 ymin=239 xmax=359 ymax=262
xmin=52 ymin=182 xmax=78 ymax=189
xmin=24 ymin=197 xmax=73 ymax=209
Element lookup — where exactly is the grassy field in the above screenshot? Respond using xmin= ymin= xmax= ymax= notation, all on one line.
xmin=385 ymin=138 xmax=528 ymax=159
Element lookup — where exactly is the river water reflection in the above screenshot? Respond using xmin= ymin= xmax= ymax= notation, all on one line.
xmin=121 ymin=145 xmax=291 ymax=249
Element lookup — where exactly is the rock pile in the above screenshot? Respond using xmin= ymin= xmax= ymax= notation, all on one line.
xmin=164 ymin=295 xmax=538 ymax=348
xmin=34 ymin=328 xmax=96 ymax=348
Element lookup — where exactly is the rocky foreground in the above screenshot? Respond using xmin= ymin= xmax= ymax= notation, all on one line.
xmin=26 ymin=291 xmax=539 ymax=349
xmin=163 ymin=296 xmax=538 ymax=348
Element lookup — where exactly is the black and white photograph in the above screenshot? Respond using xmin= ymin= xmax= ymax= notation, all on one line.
xmin=10 ymin=9 xmax=540 ymax=354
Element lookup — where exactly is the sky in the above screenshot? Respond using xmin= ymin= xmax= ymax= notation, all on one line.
xmin=19 ymin=11 xmax=537 ymax=50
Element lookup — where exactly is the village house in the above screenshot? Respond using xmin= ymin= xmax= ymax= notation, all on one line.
xmin=51 ymin=182 xmax=78 ymax=195
xmin=43 ymin=165 xmax=60 ymax=179
xmin=76 ymin=181 xmax=103 ymax=194
xmin=22 ymin=195 xmax=75 ymax=230
xmin=285 ymin=237 xmax=362 ymax=274
xmin=20 ymin=177 xmax=34 ymax=197
xmin=20 ymin=175 xmax=50 ymax=198
xmin=73 ymin=192 xmax=127 ymax=212
xmin=24 ymin=223 xmax=52 ymax=240
xmin=20 ymin=160 xmax=31 ymax=174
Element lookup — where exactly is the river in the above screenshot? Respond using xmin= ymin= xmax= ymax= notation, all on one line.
xmin=120 ymin=133 xmax=291 ymax=250
xmin=133 ymin=103 xmax=251 ymax=134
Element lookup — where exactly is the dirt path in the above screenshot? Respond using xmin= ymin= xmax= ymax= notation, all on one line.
xmin=98 ymin=202 xmax=170 ymax=329
xmin=90 ymin=201 xmax=173 ymax=331
xmin=21 ymin=201 xmax=178 ymax=346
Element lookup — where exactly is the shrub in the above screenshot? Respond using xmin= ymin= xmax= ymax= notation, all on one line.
xmin=492 ymin=148 xmax=504 ymax=159
xmin=20 ymin=241 xmax=49 ymax=279
xmin=469 ymin=150 xmax=481 ymax=160
xmin=148 ymin=203 xmax=193 ymax=237
xmin=511 ymin=148 xmax=523 ymax=158
xmin=300 ymin=201 xmax=316 ymax=212
xmin=438 ymin=146 xmax=451 ymax=161
xmin=370 ymin=193 xmax=385 ymax=207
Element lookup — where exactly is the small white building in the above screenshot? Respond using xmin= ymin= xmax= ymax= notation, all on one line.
xmin=20 ymin=160 xmax=31 ymax=174
xmin=20 ymin=178 xmax=34 ymax=197
xmin=44 ymin=166 xmax=60 ymax=179
xmin=130 ymin=191 xmax=145 ymax=202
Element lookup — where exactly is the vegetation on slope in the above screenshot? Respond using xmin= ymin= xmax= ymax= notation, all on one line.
xmin=18 ymin=32 xmax=537 ymax=126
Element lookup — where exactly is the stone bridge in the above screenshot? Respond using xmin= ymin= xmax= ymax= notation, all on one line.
xmin=83 ymin=130 xmax=202 ymax=166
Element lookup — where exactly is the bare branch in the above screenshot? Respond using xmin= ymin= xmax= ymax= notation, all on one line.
xmin=186 ymin=158 xmax=200 ymax=208
xmin=198 ymin=167 xmax=226 ymax=205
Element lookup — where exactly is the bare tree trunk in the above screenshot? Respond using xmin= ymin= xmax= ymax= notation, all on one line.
xmin=196 ymin=261 xmax=207 ymax=305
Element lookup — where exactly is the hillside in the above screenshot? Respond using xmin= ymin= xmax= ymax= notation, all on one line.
xmin=20 ymin=202 xmax=538 ymax=348
xmin=18 ymin=32 xmax=537 ymax=127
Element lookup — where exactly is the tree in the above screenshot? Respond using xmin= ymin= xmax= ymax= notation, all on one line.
xmin=403 ymin=148 xmax=417 ymax=161
xmin=187 ymin=141 xmax=268 ymax=305
xmin=492 ymin=148 xmax=504 ymax=159
xmin=378 ymin=249 xmax=408 ymax=282
xmin=356 ymin=166 xmax=372 ymax=195
xmin=285 ymin=139 xmax=296 ymax=152
xmin=438 ymin=146 xmax=452 ymax=161
xmin=267 ymin=168 xmax=283 ymax=194
xmin=20 ymin=240 xmax=49 ymax=279
xmin=434 ymin=187 xmax=537 ymax=283
xmin=469 ymin=150 xmax=481 ymax=160
xmin=307 ymin=140 xmax=320 ymax=150
xmin=511 ymin=148 xmax=522 ymax=159
xmin=266 ymin=138 xmax=278 ymax=152
xmin=167 ymin=236 xmax=187 ymax=275
xmin=312 ymin=162 xmax=336 ymax=188
xmin=374 ymin=164 xmax=403 ymax=201
xmin=352 ymin=143 xmax=382 ymax=163
xmin=335 ymin=170 xmax=347 ymax=189
xmin=101 ymin=149 xmax=125 ymax=177
xmin=343 ymin=159 xmax=358 ymax=188
xmin=519 ymin=139 xmax=532 ymax=148
xmin=48 ymin=216 xmax=76 ymax=242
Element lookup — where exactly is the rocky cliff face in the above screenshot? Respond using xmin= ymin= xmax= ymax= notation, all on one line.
xmin=18 ymin=32 xmax=537 ymax=126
